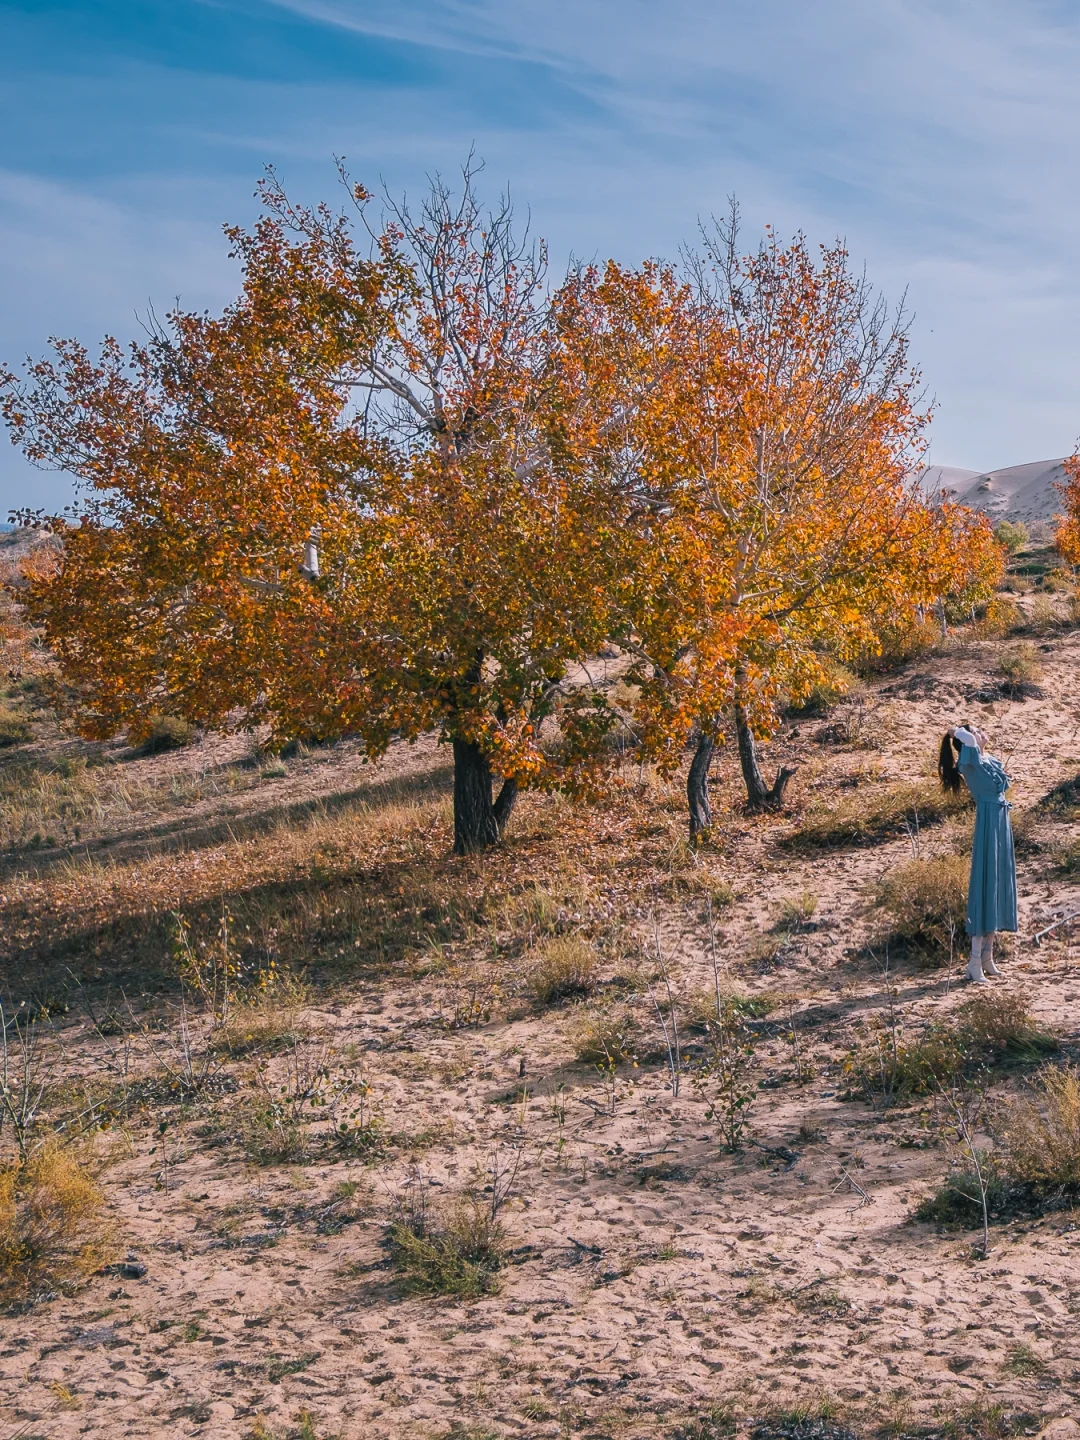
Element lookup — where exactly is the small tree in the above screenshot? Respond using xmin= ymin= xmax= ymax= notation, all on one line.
xmin=1056 ymin=453 xmax=1080 ymax=568
xmin=561 ymin=218 xmax=1000 ymax=832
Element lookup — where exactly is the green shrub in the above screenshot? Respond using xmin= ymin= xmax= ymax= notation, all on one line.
xmin=389 ymin=1199 xmax=506 ymax=1298
xmin=874 ymin=855 xmax=968 ymax=958
xmin=993 ymin=520 xmax=1028 ymax=554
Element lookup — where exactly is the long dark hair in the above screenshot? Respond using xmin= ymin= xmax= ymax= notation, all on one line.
xmin=938 ymin=732 xmax=962 ymax=793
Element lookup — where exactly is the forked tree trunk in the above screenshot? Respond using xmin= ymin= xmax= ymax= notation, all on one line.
xmin=452 ymin=738 xmax=518 ymax=854
xmin=734 ymin=703 xmax=796 ymax=811
xmin=687 ymin=731 xmax=716 ymax=842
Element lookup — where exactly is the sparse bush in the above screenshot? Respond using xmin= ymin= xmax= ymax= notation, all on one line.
xmin=1028 ymin=594 xmax=1058 ymax=634
xmin=976 ymin=595 xmax=1024 ymax=638
xmin=571 ymin=1007 xmax=638 ymax=1067
xmin=240 ymin=1044 xmax=384 ymax=1165
xmin=993 ymin=520 xmax=1028 ymax=554
xmin=1055 ymin=837 xmax=1080 ymax=875
xmin=817 ymin=695 xmax=896 ymax=749
xmin=0 ymin=707 xmax=30 ymax=748
xmin=1036 ymin=772 xmax=1080 ymax=818
xmin=1040 ymin=567 xmax=1073 ymax=594
xmin=139 ymin=713 xmax=198 ymax=754
xmin=388 ymin=1182 xmax=506 ymax=1298
xmin=998 ymin=1063 xmax=1080 ymax=1188
xmin=956 ymin=991 xmax=1056 ymax=1064
xmin=696 ymin=1000 xmax=758 ymax=1151
xmin=0 ymin=1145 xmax=114 ymax=1308
xmin=786 ymin=779 xmax=968 ymax=851
xmin=874 ymin=856 xmax=968 ymax=959
xmin=527 ymin=934 xmax=598 ymax=1005
xmin=995 ymin=642 xmax=1042 ymax=694
xmin=844 ymin=1021 xmax=964 ymax=1103
xmin=682 ymin=989 xmax=779 ymax=1031
xmin=776 ymin=891 xmax=817 ymax=928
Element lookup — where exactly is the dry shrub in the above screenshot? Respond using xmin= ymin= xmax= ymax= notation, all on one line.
xmin=976 ymin=595 xmax=1025 ymax=638
xmin=996 ymin=642 xmax=1043 ymax=691
xmin=0 ymin=706 xmax=30 ymax=749
xmin=1028 ymin=595 xmax=1058 ymax=633
xmin=0 ymin=1145 xmax=114 ymax=1308
xmin=818 ymin=695 xmax=897 ymax=749
xmin=1036 ymin=772 xmax=1080 ymax=818
xmin=139 ymin=713 xmax=197 ymax=753
xmin=1040 ymin=567 xmax=1074 ymax=594
xmin=388 ymin=1192 xmax=506 ymax=1298
xmin=214 ymin=973 xmax=309 ymax=1057
xmin=571 ymin=1007 xmax=638 ymax=1065
xmin=527 ymin=934 xmax=598 ymax=1005
xmin=1055 ymin=837 xmax=1080 ymax=876
xmin=681 ymin=988 xmax=780 ymax=1031
xmin=999 ymin=1065 xmax=1080 ymax=1188
xmin=874 ymin=855 xmax=968 ymax=958
xmin=853 ymin=612 xmax=942 ymax=676
xmin=788 ymin=778 xmax=967 ymax=851
xmin=956 ymin=990 xmax=1057 ymax=1063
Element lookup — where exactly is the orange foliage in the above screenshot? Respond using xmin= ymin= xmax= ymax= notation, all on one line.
xmin=556 ymin=219 xmax=1001 ymax=813
xmin=1056 ymin=453 xmax=1080 ymax=566
xmin=1 ymin=169 xmax=630 ymax=852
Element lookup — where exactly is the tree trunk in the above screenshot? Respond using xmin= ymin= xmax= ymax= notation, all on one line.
xmin=734 ymin=703 xmax=796 ymax=811
xmin=452 ymin=739 xmax=517 ymax=854
xmin=687 ymin=731 xmax=715 ymax=842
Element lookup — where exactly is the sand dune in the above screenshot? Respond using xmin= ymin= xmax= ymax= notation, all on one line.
xmin=918 ymin=457 xmax=1071 ymax=523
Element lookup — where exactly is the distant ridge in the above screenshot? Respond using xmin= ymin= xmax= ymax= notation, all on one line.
xmin=916 ymin=458 xmax=1070 ymax=524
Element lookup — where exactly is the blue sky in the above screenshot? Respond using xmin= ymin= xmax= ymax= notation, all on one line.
xmin=3 ymin=0 xmax=1080 ymax=511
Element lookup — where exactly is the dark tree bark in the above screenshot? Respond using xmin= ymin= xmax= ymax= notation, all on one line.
xmin=687 ymin=730 xmax=716 ymax=842
xmin=734 ymin=703 xmax=796 ymax=811
xmin=452 ymin=738 xmax=518 ymax=854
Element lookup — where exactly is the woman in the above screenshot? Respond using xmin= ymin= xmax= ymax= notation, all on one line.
xmin=938 ymin=724 xmax=1018 ymax=983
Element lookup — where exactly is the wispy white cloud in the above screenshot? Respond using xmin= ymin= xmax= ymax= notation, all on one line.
xmin=3 ymin=0 xmax=1079 ymax=512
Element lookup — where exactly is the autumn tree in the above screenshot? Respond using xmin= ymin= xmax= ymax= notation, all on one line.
xmin=1056 ymin=453 xmax=1080 ymax=566
xmin=560 ymin=219 xmax=1001 ymax=835
xmin=1 ymin=166 xmax=629 ymax=854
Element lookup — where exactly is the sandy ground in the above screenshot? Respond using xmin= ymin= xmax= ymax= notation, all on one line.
xmin=1 ymin=624 xmax=1080 ymax=1440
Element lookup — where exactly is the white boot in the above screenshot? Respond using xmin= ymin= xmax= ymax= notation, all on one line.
xmin=982 ymin=934 xmax=1000 ymax=978
xmin=966 ymin=936 xmax=990 ymax=984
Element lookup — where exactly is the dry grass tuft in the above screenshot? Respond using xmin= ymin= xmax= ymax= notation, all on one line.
xmin=388 ymin=1192 xmax=506 ymax=1298
xmin=995 ymin=642 xmax=1043 ymax=694
xmin=526 ymin=934 xmax=599 ymax=1006
xmin=998 ymin=1063 xmax=1080 ymax=1188
xmin=873 ymin=855 xmax=968 ymax=959
xmin=570 ymin=1007 xmax=639 ymax=1066
xmin=787 ymin=779 xmax=968 ymax=852
xmin=139 ymin=713 xmax=198 ymax=754
xmin=0 ymin=1145 xmax=114 ymax=1309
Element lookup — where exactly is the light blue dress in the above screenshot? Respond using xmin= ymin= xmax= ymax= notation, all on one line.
xmin=958 ymin=743 xmax=1018 ymax=935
